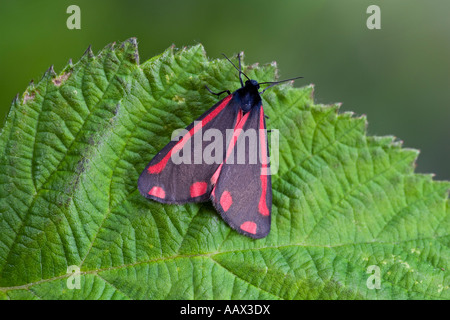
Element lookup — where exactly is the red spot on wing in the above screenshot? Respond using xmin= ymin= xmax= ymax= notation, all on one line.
xmin=220 ymin=190 xmax=233 ymax=212
xmin=148 ymin=95 xmax=233 ymax=174
xmin=240 ymin=221 xmax=257 ymax=235
xmin=190 ymin=181 xmax=208 ymax=198
xmin=148 ymin=186 xmax=165 ymax=199
xmin=258 ymin=106 xmax=270 ymax=216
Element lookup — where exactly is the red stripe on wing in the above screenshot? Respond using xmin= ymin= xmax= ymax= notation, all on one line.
xmin=210 ymin=109 xmax=247 ymax=195
xmin=258 ymin=106 xmax=270 ymax=216
xmin=148 ymin=95 xmax=233 ymax=174
xmin=210 ymin=109 xmax=244 ymax=186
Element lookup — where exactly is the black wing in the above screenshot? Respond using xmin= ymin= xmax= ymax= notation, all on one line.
xmin=211 ymin=104 xmax=272 ymax=238
xmin=138 ymin=95 xmax=243 ymax=203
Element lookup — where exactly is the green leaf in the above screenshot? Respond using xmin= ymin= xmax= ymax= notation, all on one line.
xmin=0 ymin=38 xmax=449 ymax=300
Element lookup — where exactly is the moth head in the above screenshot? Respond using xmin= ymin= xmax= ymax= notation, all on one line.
xmin=245 ymin=79 xmax=260 ymax=90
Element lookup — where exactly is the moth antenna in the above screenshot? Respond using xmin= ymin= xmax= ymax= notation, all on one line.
xmin=222 ymin=53 xmax=250 ymax=85
xmin=259 ymin=76 xmax=303 ymax=94
xmin=258 ymin=76 xmax=303 ymax=86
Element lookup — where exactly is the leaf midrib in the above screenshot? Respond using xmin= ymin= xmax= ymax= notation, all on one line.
xmin=1 ymin=234 xmax=447 ymax=295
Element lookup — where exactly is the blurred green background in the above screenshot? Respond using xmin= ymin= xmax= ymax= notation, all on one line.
xmin=0 ymin=0 xmax=449 ymax=180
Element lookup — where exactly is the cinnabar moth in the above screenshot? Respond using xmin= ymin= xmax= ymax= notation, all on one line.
xmin=138 ymin=54 xmax=301 ymax=238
